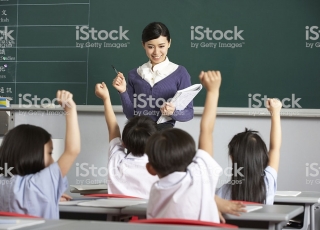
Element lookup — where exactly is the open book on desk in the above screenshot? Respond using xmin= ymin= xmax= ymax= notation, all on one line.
xmin=157 ymin=84 xmax=203 ymax=124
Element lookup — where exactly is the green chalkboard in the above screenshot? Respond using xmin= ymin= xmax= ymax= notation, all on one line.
xmin=0 ymin=0 xmax=319 ymax=109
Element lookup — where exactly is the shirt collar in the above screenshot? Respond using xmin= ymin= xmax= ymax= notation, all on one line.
xmin=146 ymin=57 xmax=170 ymax=74
xmin=157 ymin=171 xmax=187 ymax=188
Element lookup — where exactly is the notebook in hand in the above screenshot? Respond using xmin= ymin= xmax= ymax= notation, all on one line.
xmin=157 ymin=84 xmax=202 ymax=124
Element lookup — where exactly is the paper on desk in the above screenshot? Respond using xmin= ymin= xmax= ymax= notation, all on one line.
xmin=70 ymin=184 xmax=108 ymax=191
xmin=275 ymin=191 xmax=301 ymax=196
xmin=245 ymin=205 xmax=263 ymax=213
xmin=77 ymin=198 xmax=147 ymax=208
xmin=59 ymin=200 xmax=92 ymax=206
xmin=0 ymin=219 xmax=45 ymax=230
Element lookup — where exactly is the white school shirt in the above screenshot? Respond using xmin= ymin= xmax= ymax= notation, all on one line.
xmin=137 ymin=57 xmax=178 ymax=87
xmin=147 ymin=149 xmax=222 ymax=222
xmin=108 ymin=137 xmax=159 ymax=199
xmin=215 ymin=166 xmax=277 ymax=204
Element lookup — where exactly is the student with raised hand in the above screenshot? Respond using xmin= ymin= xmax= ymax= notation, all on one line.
xmin=95 ymin=82 xmax=159 ymax=199
xmin=113 ymin=22 xmax=193 ymax=130
xmin=145 ymin=70 xmax=245 ymax=222
xmin=216 ymin=98 xmax=282 ymax=204
xmin=0 ymin=90 xmax=80 ymax=219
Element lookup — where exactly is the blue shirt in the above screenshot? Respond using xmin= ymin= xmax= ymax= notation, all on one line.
xmin=215 ymin=166 xmax=277 ymax=204
xmin=0 ymin=162 xmax=68 ymax=219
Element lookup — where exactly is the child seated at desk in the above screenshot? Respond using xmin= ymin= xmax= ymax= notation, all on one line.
xmin=216 ymin=99 xmax=282 ymax=204
xmin=95 ymin=82 xmax=158 ymax=199
xmin=144 ymin=70 xmax=245 ymax=222
xmin=0 ymin=90 xmax=80 ymax=219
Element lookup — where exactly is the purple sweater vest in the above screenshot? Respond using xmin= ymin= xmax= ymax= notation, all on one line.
xmin=119 ymin=66 xmax=194 ymax=125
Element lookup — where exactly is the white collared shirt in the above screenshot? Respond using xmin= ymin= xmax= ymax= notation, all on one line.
xmin=137 ymin=57 xmax=178 ymax=87
xmin=108 ymin=137 xmax=159 ymax=199
xmin=147 ymin=149 xmax=222 ymax=222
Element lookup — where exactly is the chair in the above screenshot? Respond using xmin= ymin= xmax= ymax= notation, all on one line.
xmin=231 ymin=200 xmax=260 ymax=205
xmin=0 ymin=211 xmax=39 ymax=218
xmin=130 ymin=218 xmax=238 ymax=228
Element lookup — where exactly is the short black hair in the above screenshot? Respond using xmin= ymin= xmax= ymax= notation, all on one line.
xmin=0 ymin=124 xmax=51 ymax=176
xmin=122 ymin=116 xmax=157 ymax=157
xmin=145 ymin=128 xmax=196 ymax=177
xmin=142 ymin=22 xmax=171 ymax=44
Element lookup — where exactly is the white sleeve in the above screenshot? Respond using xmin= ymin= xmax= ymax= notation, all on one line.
xmin=108 ymin=137 xmax=125 ymax=160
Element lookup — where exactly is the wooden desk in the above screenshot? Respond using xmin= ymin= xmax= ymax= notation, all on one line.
xmin=274 ymin=191 xmax=320 ymax=230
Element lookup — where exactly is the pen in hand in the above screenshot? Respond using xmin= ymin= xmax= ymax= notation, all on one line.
xmin=111 ymin=65 xmax=119 ymax=75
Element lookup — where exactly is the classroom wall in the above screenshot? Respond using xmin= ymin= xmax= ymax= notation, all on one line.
xmin=13 ymin=111 xmax=320 ymax=197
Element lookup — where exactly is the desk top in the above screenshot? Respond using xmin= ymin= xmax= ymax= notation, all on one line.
xmin=224 ymin=205 xmax=303 ymax=222
xmin=121 ymin=203 xmax=304 ymax=222
xmin=59 ymin=204 xmax=121 ymax=214
xmin=274 ymin=191 xmax=320 ymax=204
xmin=2 ymin=218 xmax=253 ymax=230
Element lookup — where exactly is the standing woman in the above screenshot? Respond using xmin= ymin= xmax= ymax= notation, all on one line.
xmin=113 ymin=22 xmax=194 ymax=130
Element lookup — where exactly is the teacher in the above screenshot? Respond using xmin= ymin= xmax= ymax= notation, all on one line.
xmin=113 ymin=22 xmax=194 ymax=130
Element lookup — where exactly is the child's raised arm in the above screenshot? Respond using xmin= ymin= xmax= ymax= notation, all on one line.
xmin=198 ymin=70 xmax=221 ymax=156
xmin=95 ymin=82 xmax=121 ymax=142
xmin=57 ymin=90 xmax=81 ymax=177
xmin=267 ymin=98 xmax=282 ymax=172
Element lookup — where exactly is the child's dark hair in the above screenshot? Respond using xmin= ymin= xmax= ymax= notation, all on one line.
xmin=122 ymin=116 xmax=157 ymax=157
xmin=228 ymin=128 xmax=269 ymax=203
xmin=145 ymin=128 xmax=196 ymax=177
xmin=0 ymin=124 xmax=51 ymax=176
xmin=142 ymin=22 xmax=171 ymax=44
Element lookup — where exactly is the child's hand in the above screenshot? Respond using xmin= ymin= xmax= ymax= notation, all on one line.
xmin=267 ymin=98 xmax=282 ymax=115
xmin=95 ymin=82 xmax=110 ymax=101
xmin=215 ymin=196 xmax=246 ymax=223
xmin=112 ymin=72 xmax=126 ymax=93
xmin=199 ymin=70 xmax=221 ymax=93
xmin=160 ymin=102 xmax=175 ymax=116
xmin=56 ymin=90 xmax=76 ymax=112
xmin=59 ymin=193 xmax=72 ymax=202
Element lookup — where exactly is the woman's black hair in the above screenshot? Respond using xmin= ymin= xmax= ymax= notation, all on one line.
xmin=145 ymin=128 xmax=196 ymax=177
xmin=0 ymin=124 xmax=51 ymax=176
xmin=142 ymin=22 xmax=171 ymax=44
xmin=122 ymin=116 xmax=157 ymax=157
xmin=228 ymin=128 xmax=269 ymax=203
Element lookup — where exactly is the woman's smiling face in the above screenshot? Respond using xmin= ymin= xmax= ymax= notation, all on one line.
xmin=143 ymin=36 xmax=171 ymax=67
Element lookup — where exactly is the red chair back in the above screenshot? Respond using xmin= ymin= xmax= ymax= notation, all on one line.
xmin=130 ymin=218 xmax=238 ymax=228
xmin=231 ymin=200 xmax=260 ymax=204
xmin=0 ymin=211 xmax=39 ymax=218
